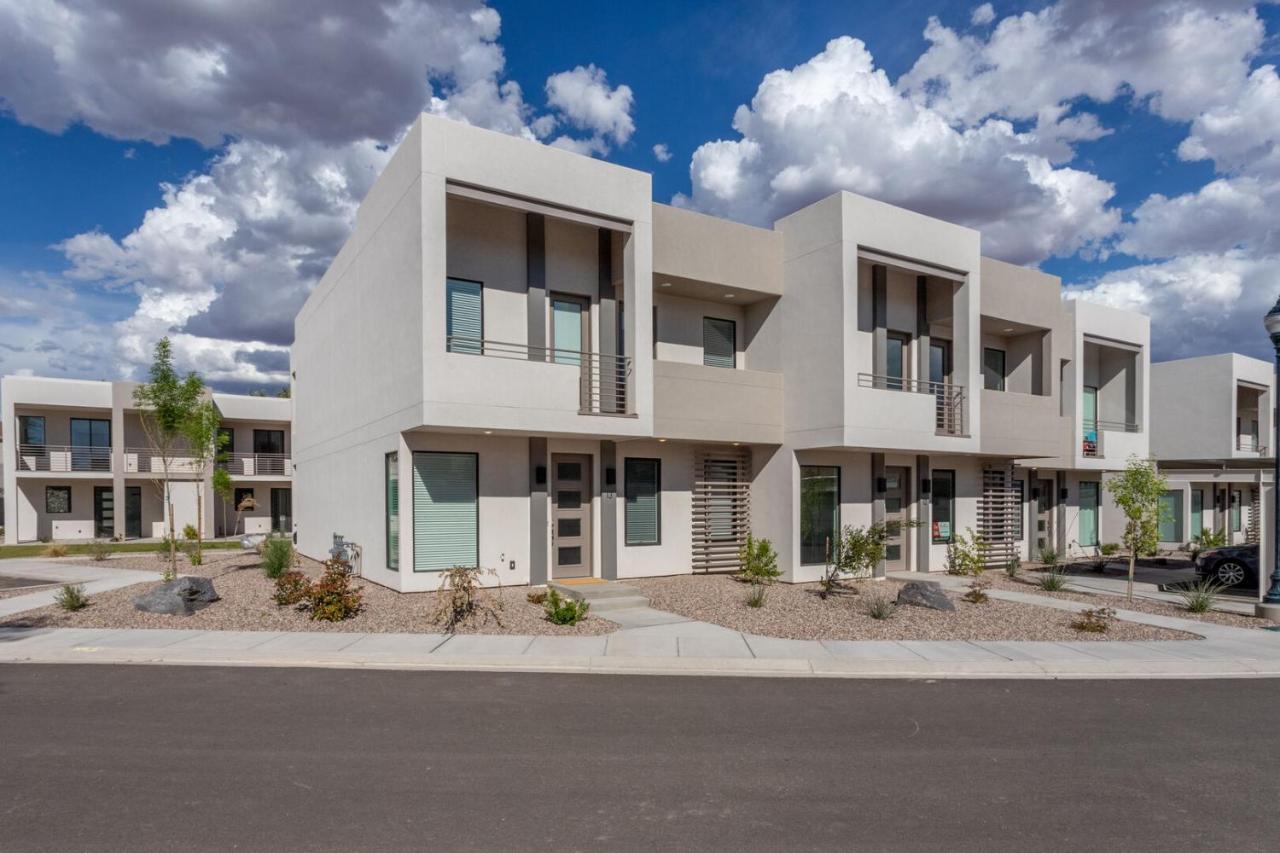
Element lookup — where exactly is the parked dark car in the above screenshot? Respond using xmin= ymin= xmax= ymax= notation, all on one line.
xmin=1195 ymin=544 xmax=1260 ymax=587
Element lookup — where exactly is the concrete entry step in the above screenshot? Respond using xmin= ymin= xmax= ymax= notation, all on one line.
xmin=547 ymin=580 xmax=649 ymax=614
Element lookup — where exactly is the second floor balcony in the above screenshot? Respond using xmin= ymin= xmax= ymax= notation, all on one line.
xmin=16 ymin=444 xmax=111 ymax=474
xmin=1081 ymin=418 xmax=1142 ymax=459
xmin=446 ymin=335 xmax=632 ymax=416
xmin=857 ymin=373 xmax=966 ymax=436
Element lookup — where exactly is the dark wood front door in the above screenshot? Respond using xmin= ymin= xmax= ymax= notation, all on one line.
xmin=551 ymin=454 xmax=592 ymax=579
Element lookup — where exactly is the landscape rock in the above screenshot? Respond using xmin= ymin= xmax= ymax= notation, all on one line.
xmin=133 ymin=576 xmax=220 ymax=616
xmin=895 ymin=581 xmax=955 ymax=612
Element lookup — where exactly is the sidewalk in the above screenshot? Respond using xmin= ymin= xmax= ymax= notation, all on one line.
xmin=0 ymin=560 xmax=161 ymax=619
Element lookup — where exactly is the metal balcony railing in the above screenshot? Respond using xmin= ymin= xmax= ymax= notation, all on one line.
xmin=1081 ymin=419 xmax=1140 ymax=457
xmin=16 ymin=444 xmax=111 ymax=473
xmin=446 ymin=336 xmax=632 ymax=415
xmin=1237 ymin=436 xmax=1266 ymax=453
xmin=857 ymin=374 xmax=966 ymax=436
xmin=123 ymin=448 xmax=204 ymax=475
xmin=219 ymin=453 xmax=293 ymax=477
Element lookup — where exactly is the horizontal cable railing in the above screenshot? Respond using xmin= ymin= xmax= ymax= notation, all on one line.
xmin=856 ymin=373 xmax=966 ymax=436
xmin=1237 ymin=436 xmax=1266 ymax=453
xmin=446 ymin=336 xmax=632 ymax=415
xmin=219 ymin=453 xmax=292 ymax=477
xmin=1081 ymin=419 xmax=1141 ymax=457
xmin=16 ymin=444 xmax=111 ymax=473
xmin=123 ymin=448 xmax=205 ymax=475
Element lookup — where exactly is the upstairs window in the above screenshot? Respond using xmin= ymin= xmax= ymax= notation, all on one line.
xmin=19 ymin=415 xmax=45 ymax=446
xmin=446 ymin=278 xmax=483 ymax=354
xmin=702 ymin=317 xmax=736 ymax=368
xmin=983 ymin=347 xmax=1006 ymax=391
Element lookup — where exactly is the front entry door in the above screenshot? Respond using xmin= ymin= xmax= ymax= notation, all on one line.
xmin=551 ymin=454 xmax=592 ymax=579
xmin=883 ymin=467 xmax=910 ymax=571
xmin=1035 ymin=478 xmax=1055 ymax=558
xmin=125 ymin=486 xmax=142 ymax=539
xmin=93 ymin=486 xmax=114 ymax=539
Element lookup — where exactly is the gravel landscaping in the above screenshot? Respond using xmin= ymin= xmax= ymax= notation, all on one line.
xmin=1 ymin=551 xmax=616 ymax=636
xmin=629 ymin=574 xmax=1195 ymax=642
xmin=991 ymin=571 xmax=1267 ymax=630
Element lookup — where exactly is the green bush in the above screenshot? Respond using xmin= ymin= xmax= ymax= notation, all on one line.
xmin=1038 ymin=547 xmax=1060 ymax=568
xmin=87 ymin=540 xmax=113 ymax=561
xmin=738 ymin=533 xmax=780 ymax=608
xmin=307 ymin=558 xmax=363 ymax=621
xmin=1177 ymin=579 xmax=1226 ymax=614
xmin=1100 ymin=543 xmax=1121 ymax=557
xmin=182 ymin=524 xmax=199 ymax=541
xmin=1038 ymin=570 xmax=1068 ymax=592
xmin=55 ymin=583 xmax=89 ymax=611
xmin=187 ymin=547 xmax=203 ymax=566
xmin=945 ymin=528 xmax=989 ymax=577
xmin=543 ymin=588 xmax=590 ymax=625
xmin=261 ymin=538 xmax=295 ymax=579
xmin=1003 ymin=557 xmax=1021 ymax=578
xmin=273 ymin=571 xmax=310 ymax=607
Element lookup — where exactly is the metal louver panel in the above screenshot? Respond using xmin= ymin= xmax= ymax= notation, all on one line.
xmin=692 ymin=448 xmax=751 ymax=572
xmin=412 ymin=452 xmax=478 ymax=572
xmin=446 ymin=279 xmax=483 ymax=354
xmin=978 ymin=465 xmax=1019 ymax=569
xmin=702 ymin=317 xmax=736 ymax=368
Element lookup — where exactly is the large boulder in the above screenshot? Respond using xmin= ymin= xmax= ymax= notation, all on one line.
xmin=133 ymin=576 xmax=220 ymax=616
xmin=895 ymin=580 xmax=955 ymax=612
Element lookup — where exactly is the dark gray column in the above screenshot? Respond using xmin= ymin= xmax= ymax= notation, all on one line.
xmin=916 ymin=454 xmax=931 ymax=572
xmin=600 ymin=440 xmax=618 ymax=580
xmin=1055 ymin=471 xmax=1068 ymax=555
xmin=597 ymin=229 xmax=618 ymax=413
xmin=529 ymin=437 xmax=548 ymax=585
xmin=916 ymin=276 xmax=930 ymax=384
xmin=871 ymin=452 xmax=887 ymax=578
xmin=872 ymin=264 xmax=887 ymax=379
xmin=526 ymin=213 xmax=546 ymax=360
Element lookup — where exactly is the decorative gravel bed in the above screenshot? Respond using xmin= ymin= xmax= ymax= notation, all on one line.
xmin=2 ymin=551 xmax=616 ymax=636
xmin=629 ymin=575 xmax=1195 ymax=642
xmin=990 ymin=572 xmax=1266 ymax=630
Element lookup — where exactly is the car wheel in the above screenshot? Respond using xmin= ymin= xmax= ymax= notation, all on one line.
xmin=1214 ymin=561 xmax=1247 ymax=586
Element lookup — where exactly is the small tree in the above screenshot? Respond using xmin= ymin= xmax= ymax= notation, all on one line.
xmin=945 ymin=528 xmax=988 ymax=576
xmin=738 ymin=534 xmax=780 ymax=607
xmin=133 ymin=338 xmax=204 ymax=580
xmin=211 ymin=466 xmax=233 ymax=538
xmin=181 ymin=399 xmax=224 ymax=564
xmin=1105 ymin=456 xmax=1168 ymax=601
xmin=819 ymin=521 xmax=916 ymax=596
xmin=234 ymin=493 xmax=256 ymax=536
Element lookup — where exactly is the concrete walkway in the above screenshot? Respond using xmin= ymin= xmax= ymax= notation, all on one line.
xmin=0 ymin=560 xmax=161 ymax=619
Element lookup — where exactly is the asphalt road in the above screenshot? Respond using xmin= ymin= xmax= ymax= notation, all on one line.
xmin=2 ymin=665 xmax=1278 ymax=852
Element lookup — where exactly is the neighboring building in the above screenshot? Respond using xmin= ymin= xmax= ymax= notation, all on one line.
xmin=1 ymin=375 xmax=292 ymax=544
xmin=1150 ymin=353 xmax=1274 ymax=548
xmin=292 ymin=114 xmax=1149 ymax=591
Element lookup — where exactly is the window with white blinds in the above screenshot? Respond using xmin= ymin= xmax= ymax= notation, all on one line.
xmin=446 ymin=279 xmax=483 ymax=354
xmin=386 ymin=453 xmax=399 ymax=571
xmin=624 ymin=458 xmax=661 ymax=545
xmin=412 ymin=452 xmax=478 ymax=572
xmin=702 ymin=316 xmax=736 ymax=368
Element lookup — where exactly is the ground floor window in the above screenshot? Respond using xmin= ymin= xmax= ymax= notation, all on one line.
xmin=1190 ymin=490 xmax=1203 ymax=536
xmin=1158 ymin=490 xmax=1183 ymax=542
xmin=1078 ymin=482 xmax=1100 ymax=547
xmin=931 ymin=470 xmax=955 ymax=543
xmin=46 ymin=486 xmax=71 ymax=514
xmin=800 ymin=466 xmax=840 ymax=564
xmin=412 ymin=451 xmax=478 ymax=572
xmin=1230 ymin=489 xmax=1242 ymax=532
xmin=624 ymin=458 xmax=661 ymax=546
xmin=386 ymin=453 xmax=400 ymax=570
xmin=234 ymin=487 xmax=255 ymax=512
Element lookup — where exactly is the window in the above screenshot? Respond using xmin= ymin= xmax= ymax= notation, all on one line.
xmin=1231 ymin=489 xmax=1242 ymax=532
xmin=624 ymin=458 xmax=661 ymax=546
xmin=1159 ymin=490 xmax=1184 ymax=542
xmin=885 ymin=332 xmax=909 ymax=390
xmin=412 ymin=452 xmax=478 ymax=572
xmin=1079 ymin=482 xmax=1100 ymax=547
xmin=702 ymin=316 xmax=736 ymax=368
xmin=46 ymin=486 xmax=71 ymax=514
xmin=70 ymin=418 xmax=111 ymax=471
xmin=386 ymin=453 xmax=399 ymax=571
xmin=800 ymin=466 xmax=840 ymax=565
xmin=550 ymin=294 xmax=588 ymax=365
xmin=983 ymin=347 xmax=1006 ymax=391
xmin=446 ymin=278 xmax=483 ymax=354
xmin=1191 ymin=490 xmax=1204 ymax=537
xmin=929 ymin=340 xmax=951 ymax=386
xmin=19 ymin=415 xmax=45 ymax=446
xmin=931 ymin=470 xmax=955 ymax=543
xmin=253 ymin=430 xmax=285 ymax=455
xmin=233 ymin=487 xmax=255 ymax=511
xmin=1012 ymin=479 xmax=1024 ymax=539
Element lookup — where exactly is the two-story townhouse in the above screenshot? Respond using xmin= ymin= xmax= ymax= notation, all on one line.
xmin=1 ymin=375 xmax=293 ymax=544
xmin=1150 ymin=353 xmax=1274 ymax=549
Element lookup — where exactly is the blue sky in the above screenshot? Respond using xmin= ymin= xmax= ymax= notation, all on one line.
xmin=0 ymin=0 xmax=1277 ymax=389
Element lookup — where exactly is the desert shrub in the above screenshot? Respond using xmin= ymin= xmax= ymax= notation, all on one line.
xmin=261 ymin=538 xmax=295 ymax=579
xmin=1039 ymin=547 xmax=1060 ymax=568
xmin=526 ymin=588 xmax=548 ymax=605
xmin=1038 ymin=570 xmax=1068 ymax=591
xmin=865 ymin=596 xmax=896 ymax=620
xmin=946 ymin=528 xmax=989 ymax=577
xmin=1003 ymin=557 xmax=1021 ymax=579
xmin=1071 ymin=606 xmax=1116 ymax=633
xmin=273 ymin=571 xmax=310 ymax=607
xmin=87 ymin=540 xmax=113 ymax=561
xmin=187 ymin=546 xmax=203 ymax=566
xmin=1177 ymin=579 xmax=1226 ymax=614
xmin=962 ymin=577 xmax=992 ymax=604
xmin=306 ymin=558 xmax=363 ymax=622
xmin=432 ymin=566 xmax=503 ymax=632
xmin=543 ymin=588 xmax=590 ymax=625
xmin=819 ymin=520 xmax=918 ymax=597
xmin=54 ymin=583 xmax=89 ymax=611
xmin=182 ymin=523 xmax=199 ymax=541
xmin=1100 ymin=542 xmax=1121 ymax=557
xmin=738 ymin=534 xmax=780 ymax=607
xmin=41 ymin=543 xmax=68 ymax=558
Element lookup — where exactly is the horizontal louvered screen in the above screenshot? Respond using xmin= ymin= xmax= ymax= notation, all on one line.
xmin=446 ymin=279 xmax=482 ymax=354
xmin=624 ymin=458 xmax=660 ymax=545
xmin=702 ymin=317 xmax=736 ymax=368
xmin=692 ymin=448 xmax=751 ymax=572
xmin=412 ymin=452 xmax=477 ymax=572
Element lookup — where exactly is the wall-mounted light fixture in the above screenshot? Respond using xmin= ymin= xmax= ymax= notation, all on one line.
xmin=1059 ymin=487 xmax=1069 ymax=501
xmin=921 ymin=478 xmax=932 ymax=496
xmin=605 ymin=467 xmax=616 ymax=487
xmin=876 ymin=477 xmax=887 ymax=494
xmin=535 ymin=465 xmax=547 ymax=486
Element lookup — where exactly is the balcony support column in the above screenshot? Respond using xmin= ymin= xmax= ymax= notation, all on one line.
xmin=916 ymin=455 xmax=931 ymax=572
xmin=526 ymin=213 xmax=546 ymax=361
xmin=528 ymin=437 xmax=548 ymax=586
xmin=872 ymin=264 xmax=887 ymax=378
xmin=916 ymin=276 xmax=930 ymax=384
xmin=871 ymin=452 xmax=886 ymax=578
xmin=600 ymin=440 xmax=618 ymax=580
xmin=1055 ymin=471 xmax=1068 ymax=556
xmin=598 ymin=229 xmax=618 ymax=413
xmin=110 ymin=382 xmax=128 ymax=540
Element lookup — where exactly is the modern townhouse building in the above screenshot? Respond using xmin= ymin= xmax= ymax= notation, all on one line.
xmin=292 ymin=114 xmax=1149 ymax=591
xmin=1 ymin=375 xmax=293 ymax=544
xmin=1150 ymin=353 xmax=1275 ymax=548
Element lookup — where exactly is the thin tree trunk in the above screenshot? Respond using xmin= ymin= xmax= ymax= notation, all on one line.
xmin=1127 ymin=551 xmax=1136 ymax=602
xmin=166 ymin=477 xmax=176 ymax=579
xmin=196 ymin=490 xmax=203 ymax=562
